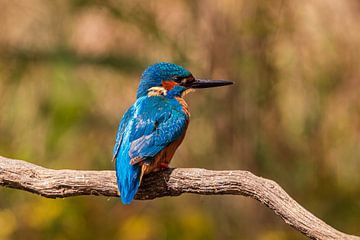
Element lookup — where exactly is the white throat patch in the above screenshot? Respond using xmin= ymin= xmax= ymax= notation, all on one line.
xmin=147 ymin=87 xmax=167 ymax=97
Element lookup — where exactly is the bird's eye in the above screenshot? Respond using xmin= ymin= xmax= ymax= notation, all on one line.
xmin=172 ymin=76 xmax=183 ymax=83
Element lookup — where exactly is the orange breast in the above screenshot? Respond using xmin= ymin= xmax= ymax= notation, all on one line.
xmin=143 ymin=123 xmax=188 ymax=175
xmin=142 ymin=96 xmax=190 ymax=175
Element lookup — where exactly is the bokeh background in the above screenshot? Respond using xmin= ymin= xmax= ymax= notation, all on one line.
xmin=0 ymin=0 xmax=359 ymax=239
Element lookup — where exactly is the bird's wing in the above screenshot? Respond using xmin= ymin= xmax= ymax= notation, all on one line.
xmin=128 ymin=101 xmax=188 ymax=165
xmin=112 ymin=106 xmax=134 ymax=161
xmin=114 ymin=97 xmax=187 ymax=204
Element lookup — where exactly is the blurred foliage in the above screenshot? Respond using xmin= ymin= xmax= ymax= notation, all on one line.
xmin=0 ymin=0 xmax=360 ymax=239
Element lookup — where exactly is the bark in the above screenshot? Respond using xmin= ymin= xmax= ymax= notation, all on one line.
xmin=0 ymin=155 xmax=358 ymax=240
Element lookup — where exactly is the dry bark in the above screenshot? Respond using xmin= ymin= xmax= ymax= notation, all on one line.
xmin=0 ymin=155 xmax=358 ymax=240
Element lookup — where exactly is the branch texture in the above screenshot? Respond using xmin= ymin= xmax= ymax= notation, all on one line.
xmin=0 ymin=155 xmax=358 ymax=240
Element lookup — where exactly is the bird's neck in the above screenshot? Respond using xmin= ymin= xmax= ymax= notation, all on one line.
xmin=146 ymin=86 xmax=190 ymax=117
xmin=175 ymin=96 xmax=190 ymax=117
xmin=147 ymin=86 xmax=184 ymax=98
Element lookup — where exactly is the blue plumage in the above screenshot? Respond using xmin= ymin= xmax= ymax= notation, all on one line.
xmin=137 ymin=62 xmax=191 ymax=98
xmin=114 ymin=63 xmax=190 ymax=204
xmin=113 ymin=62 xmax=232 ymax=204
xmin=114 ymin=94 xmax=188 ymax=204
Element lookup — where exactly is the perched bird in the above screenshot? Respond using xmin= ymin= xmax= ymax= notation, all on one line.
xmin=113 ymin=62 xmax=233 ymax=204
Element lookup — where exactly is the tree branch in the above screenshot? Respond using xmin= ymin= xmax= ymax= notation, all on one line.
xmin=0 ymin=156 xmax=358 ymax=240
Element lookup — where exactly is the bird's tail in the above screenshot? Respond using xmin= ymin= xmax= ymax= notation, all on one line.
xmin=116 ymin=159 xmax=142 ymax=205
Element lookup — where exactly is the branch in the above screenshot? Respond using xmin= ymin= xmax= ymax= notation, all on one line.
xmin=0 ymin=156 xmax=358 ymax=240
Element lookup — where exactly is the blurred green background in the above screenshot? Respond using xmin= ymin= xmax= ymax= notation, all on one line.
xmin=0 ymin=0 xmax=359 ymax=239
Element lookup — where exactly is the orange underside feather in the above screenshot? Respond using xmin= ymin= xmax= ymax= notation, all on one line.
xmin=139 ymin=96 xmax=190 ymax=183
xmin=140 ymin=123 xmax=188 ymax=179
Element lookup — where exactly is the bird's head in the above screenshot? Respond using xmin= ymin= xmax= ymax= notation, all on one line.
xmin=137 ymin=62 xmax=233 ymax=98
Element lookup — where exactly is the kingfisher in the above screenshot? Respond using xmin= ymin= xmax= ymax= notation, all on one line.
xmin=113 ymin=62 xmax=233 ymax=204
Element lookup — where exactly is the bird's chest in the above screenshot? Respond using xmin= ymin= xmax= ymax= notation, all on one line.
xmin=141 ymin=97 xmax=190 ymax=174
xmin=144 ymin=121 xmax=188 ymax=174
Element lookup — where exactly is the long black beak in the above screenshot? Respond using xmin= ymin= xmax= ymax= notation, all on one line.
xmin=190 ymin=79 xmax=233 ymax=89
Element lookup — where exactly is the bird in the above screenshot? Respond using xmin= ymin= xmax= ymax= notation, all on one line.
xmin=113 ymin=62 xmax=233 ymax=204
